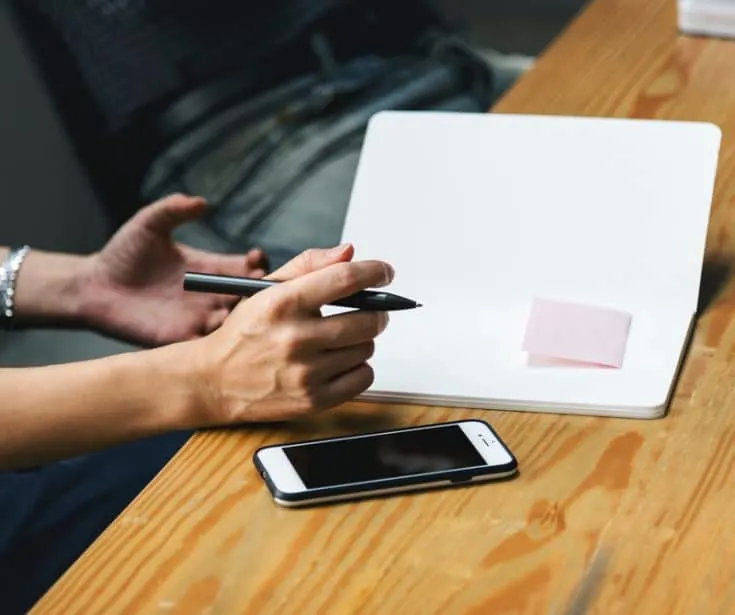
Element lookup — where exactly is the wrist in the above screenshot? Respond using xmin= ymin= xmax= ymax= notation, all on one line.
xmin=12 ymin=249 xmax=96 ymax=327
xmin=141 ymin=341 xmax=212 ymax=431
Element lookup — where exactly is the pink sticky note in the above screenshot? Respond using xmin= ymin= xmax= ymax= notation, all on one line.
xmin=522 ymin=298 xmax=632 ymax=368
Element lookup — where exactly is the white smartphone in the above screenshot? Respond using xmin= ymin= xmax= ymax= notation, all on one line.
xmin=253 ymin=419 xmax=518 ymax=507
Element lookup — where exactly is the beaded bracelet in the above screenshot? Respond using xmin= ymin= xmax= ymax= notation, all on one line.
xmin=0 ymin=245 xmax=30 ymax=329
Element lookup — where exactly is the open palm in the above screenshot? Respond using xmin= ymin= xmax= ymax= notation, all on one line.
xmin=88 ymin=194 xmax=268 ymax=346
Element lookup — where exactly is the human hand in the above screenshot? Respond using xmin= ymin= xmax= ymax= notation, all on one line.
xmin=83 ymin=193 xmax=268 ymax=346
xmin=186 ymin=243 xmax=393 ymax=424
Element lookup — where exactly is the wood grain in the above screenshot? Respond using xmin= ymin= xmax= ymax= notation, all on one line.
xmin=32 ymin=0 xmax=735 ymax=613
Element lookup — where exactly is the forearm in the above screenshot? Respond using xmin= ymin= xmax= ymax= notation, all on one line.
xmin=1 ymin=246 xmax=94 ymax=327
xmin=0 ymin=344 xmax=201 ymax=469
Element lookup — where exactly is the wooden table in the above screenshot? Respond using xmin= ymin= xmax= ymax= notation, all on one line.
xmin=33 ymin=0 xmax=735 ymax=613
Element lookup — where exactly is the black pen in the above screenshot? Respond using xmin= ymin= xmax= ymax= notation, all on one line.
xmin=183 ymin=272 xmax=423 ymax=311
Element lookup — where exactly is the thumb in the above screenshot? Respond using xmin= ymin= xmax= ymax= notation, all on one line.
xmin=140 ymin=193 xmax=208 ymax=235
xmin=266 ymin=244 xmax=355 ymax=281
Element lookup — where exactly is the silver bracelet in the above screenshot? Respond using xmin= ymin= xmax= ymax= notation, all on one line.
xmin=0 ymin=245 xmax=30 ymax=329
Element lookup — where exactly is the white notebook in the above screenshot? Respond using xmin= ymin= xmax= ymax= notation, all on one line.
xmin=338 ymin=111 xmax=721 ymax=419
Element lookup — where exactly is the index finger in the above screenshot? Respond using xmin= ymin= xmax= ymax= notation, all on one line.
xmin=275 ymin=260 xmax=395 ymax=313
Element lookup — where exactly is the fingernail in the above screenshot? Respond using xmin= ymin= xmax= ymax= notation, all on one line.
xmin=378 ymin=263 xmax=395 ymax=287
xmin=328 ymin=243 xmax=350 ymax=256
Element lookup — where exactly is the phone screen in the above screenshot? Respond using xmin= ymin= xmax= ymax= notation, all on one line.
xmin=282 ymin=425 xmax=487 ymax=489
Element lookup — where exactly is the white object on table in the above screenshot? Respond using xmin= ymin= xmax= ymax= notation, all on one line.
xmin=679 ymin=0 xmax=735 ymax=38
xmin=339 ymin=111 xmax=721 ymax=419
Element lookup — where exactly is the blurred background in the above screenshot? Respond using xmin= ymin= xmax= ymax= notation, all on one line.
xmin=0 ymin=0 xmax=591 ymax=252
xmin=437 ymin=0 xmax=589 ymax=55
xmin=437 ymin=0 xmax=590 ymax=97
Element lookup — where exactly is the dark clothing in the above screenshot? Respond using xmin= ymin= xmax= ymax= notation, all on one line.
xmin=28 ymin=0 xmax=345 ymax=132
xmin=11 ymin=0 xmax=447 ymax=222
xmin=0 ymin=431 xmax=192 ymax=614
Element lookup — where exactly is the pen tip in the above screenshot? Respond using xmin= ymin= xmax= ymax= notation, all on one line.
xmin=416 ymin=303 xmax=423 ymax=308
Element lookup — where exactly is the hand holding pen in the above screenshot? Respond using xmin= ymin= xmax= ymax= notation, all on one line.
xmin=185 ymin=245 xmax=400 ymax=420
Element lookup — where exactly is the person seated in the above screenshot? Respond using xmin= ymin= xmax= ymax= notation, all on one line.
xmin=0 ymin=193 xmax=393 ymax=613
xmin=11 ymin=0 xmax=495 ymax=268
